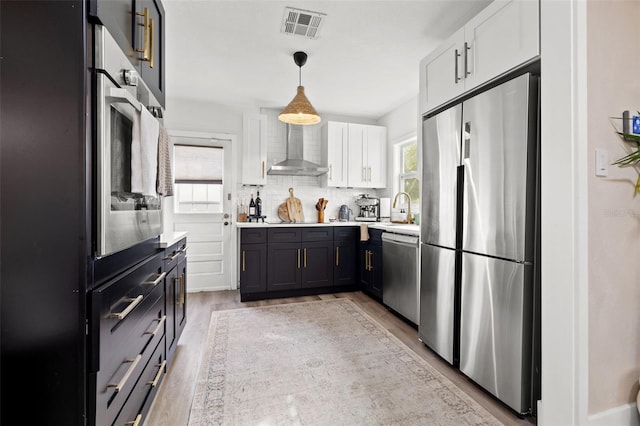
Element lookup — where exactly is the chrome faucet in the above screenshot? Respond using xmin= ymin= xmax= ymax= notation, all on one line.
xmin=392 ymin=192 xmax=413 ymax=224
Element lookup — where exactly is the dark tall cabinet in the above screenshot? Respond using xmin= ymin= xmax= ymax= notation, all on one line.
xmin=360 ymin=229 xmax=383 ymax=300
xmin=1 ymin=2 xmax=89 ymax=425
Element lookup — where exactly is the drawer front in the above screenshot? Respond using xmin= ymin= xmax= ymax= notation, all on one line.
xmin=164 ymin=238 xmax=187 ymax=271
xmin=241 ymin=228 xmax=267 ymax=244
xmin=113 ymin=338 xmax=166 ymax=426
xmin=268 ymin=227 xmax=302 ymax=243
xmin=302 ymin=227 xmax=333 ymax=242
xmin=333 ymin=226 xmax=357 ymax=241
xmin=92 ymin=253 xmax=166 ymax=426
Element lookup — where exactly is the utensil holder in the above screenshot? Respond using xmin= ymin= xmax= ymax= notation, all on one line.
xmin=317 ymin=211 xmax=325 ymax=223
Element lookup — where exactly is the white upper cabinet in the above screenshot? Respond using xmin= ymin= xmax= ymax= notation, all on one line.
xmin=347 ymin=123 xmax=387 ymax=189
xmin=421 ymin=28 xmax=466 ymax=115
xmin=321 ymin=121 xmax=349 ymax=187
xmin=322 ymin=121 xmax=387 ymax=189
xmin=420 ymin=0 xmax=539 ymax=115
xmin=241 ymin=113 xmax=267 ymax=186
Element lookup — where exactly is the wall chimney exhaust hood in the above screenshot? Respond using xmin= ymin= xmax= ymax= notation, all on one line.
xmin=267 ymin=124 xmax=329 ymax=176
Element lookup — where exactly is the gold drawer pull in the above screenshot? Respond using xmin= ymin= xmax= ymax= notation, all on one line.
xmin=144 ymin=315 xmax=166 ymax=337
xmin=125 ymin=414 xmax=142 ymax=426
xmin=107 ymin=354 xmax=142 ymax=392
xmin=242 ymin=250 xmax=246 ymax=272
xmin=110 ymin=295 xmax=143 ymax=320
xmin=148 ymin=18 xmax=154 ymax=68
xmin=336 ymin=246 xmax=339 ymax=266
xmin=304 ymin=248 xmax=307 ymax=268
xmin=148 ymin=360 xmax=167 ymax=387
xmin=143 ymin=272 xmax=166 ymax=287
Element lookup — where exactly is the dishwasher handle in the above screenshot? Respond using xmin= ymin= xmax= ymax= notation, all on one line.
xmin=381 ymin=232 xmax=419 ymax=247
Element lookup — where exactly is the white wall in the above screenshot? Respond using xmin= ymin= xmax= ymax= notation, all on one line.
xmin=587 ymin=0 xmax=640 ymax=419
xmin=378 ymin=96 xmax=419 ymax=211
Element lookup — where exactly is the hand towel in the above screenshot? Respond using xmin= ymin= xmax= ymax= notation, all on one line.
xmin=131 ymin=107 xmax=159 ymax=196
xmin=360 ymin=223 xmax=369 ymax=241
xmin=156 ymin=125 xmax=174 ymax=197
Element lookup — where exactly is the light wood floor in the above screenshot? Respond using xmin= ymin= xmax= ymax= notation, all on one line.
xmin=145 ymin=290 xmax=536 ymax=426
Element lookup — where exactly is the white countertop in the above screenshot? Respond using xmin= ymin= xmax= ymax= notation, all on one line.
xmin=236 ymin=221 xmax=421 ymax=237
xmin=159 ymin=231 xmax=187 ymax=248
xmin=369 ymin=223 xmax=420 ymax=237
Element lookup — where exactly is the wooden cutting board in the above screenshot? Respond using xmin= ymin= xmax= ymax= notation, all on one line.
xmin=278 ymin=203 xmax=290 ymax=222
xmin=286 ymin=187 xmax=304 ymax=223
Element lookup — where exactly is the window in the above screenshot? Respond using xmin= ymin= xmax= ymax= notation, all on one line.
xmin=174 ymin=144 xmax=224 ymax=213
xmin=395 ymin=137 xmax=419 ymax=204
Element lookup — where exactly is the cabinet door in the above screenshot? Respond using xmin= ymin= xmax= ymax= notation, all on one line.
xmin=422 ymin=27 xmax=465 ymax=114
xmin=334 ymin=240 xmax=357 ymax=286
xmin=89 ymin=0 xmax=135 ymax=60
xmin=322 ymin=121 xmax=349 ymax=187
xmin=267 ymin=242 xmax=301 ymax=291
xmin=136 ymin=0 xmax=165 ymax=106
xmin=176 ymin=256 xmax=187 ymax=340
xmin=359 ymin=244 xmax=373 ymax=292
xmin=365 ymin=125 xmax=387 ymax=188
xmin=464 ymin=0 xmax=539 ymax=91
xmin=241 ymin=114 xmax=267 ymax=185
xmin=240 ymin=243 xmax=266 ymax=293
xmin=369 ymin=244 xmax=383 ymax=299
xmin=301 ymin=241 xmax=333 ymax=288
xmin=165 ymin=265 xmax=177 ymax=357
xmin=347 ymin=124 xmax=367 ymax=188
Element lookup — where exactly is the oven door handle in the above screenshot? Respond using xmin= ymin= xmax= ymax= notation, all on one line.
xmin=107 ymin=88 xmax=142 ymax=112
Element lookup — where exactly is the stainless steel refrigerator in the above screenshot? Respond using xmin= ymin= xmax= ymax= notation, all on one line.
xmin=419 ymin=72 xmax=539 ymax=415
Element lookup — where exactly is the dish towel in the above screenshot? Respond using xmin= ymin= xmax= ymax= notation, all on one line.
xmin=360 ymin=223 xmax=369 ymax=241
xmin=131 ymin=107 xmax=159 ymax=196
xmin=156 ymin=125 xmax=173 ymax=197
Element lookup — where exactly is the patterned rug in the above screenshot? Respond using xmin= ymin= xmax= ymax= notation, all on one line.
xmin=188 ymin=298 xmax=503 ymax=426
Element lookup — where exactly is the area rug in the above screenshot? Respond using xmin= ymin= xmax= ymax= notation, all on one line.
xmin=188 ymin=298 xmax=503 ymax=426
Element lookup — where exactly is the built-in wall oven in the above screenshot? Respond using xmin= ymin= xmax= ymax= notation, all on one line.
xmin=95 ymin=25 xmax=162 ymax=257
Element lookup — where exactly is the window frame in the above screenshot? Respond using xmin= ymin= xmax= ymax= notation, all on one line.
xmin=393 ymin=134 xmax=419 ymax=208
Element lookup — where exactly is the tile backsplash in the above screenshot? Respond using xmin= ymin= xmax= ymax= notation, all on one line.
xmin=237 ymin=109 xmax=381 ymax=222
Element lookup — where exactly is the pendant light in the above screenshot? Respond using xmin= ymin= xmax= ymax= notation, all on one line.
xmin=278 ymin=51 xmax=321 ymax=125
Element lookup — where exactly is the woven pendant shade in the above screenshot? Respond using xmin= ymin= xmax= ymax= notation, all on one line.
xmin=278 ymin=86 xmax=321 ymax=125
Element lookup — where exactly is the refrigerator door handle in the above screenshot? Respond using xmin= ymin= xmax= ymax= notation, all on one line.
xmin=463 ymin=121 xmax=471 ymax=159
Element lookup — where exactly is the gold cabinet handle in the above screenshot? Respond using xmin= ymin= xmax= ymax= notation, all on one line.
xmin=262 ymin=160 xmax=265 ymax=178
xmin=125 ymin=414 xmax=142 ymax=426
xmin=369 ymin=251 xmax=374 ymax=271
xmin=304 ymin=248 xmax=307 ymax=268
xmin=143 ymin=272 xmax=166 ymax=287
xmin=242 ymin=250 xmax=246 ymax=272
xmin=110 ymin=295 xmax=143 ymax=320
xmin=135 ymin=8 xmax=150 ymax=60
xmin=108 ymin=354 xmax=142 ymax=392
xmin=144 ymin=315 xmax=166 ymax=337
xmin=297 ymin=249 xmax=301 ymax=269
xmin=148 ymin=18 xmax=154 ymax=68
xmin=148 ymin=360 xmax=166 ymax=387
xmin=336 ymin=246 xmax=339 ymax=266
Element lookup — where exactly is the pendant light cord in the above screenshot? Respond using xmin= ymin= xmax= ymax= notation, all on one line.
xmin=298 ymin=66 xmax=302 ymax=86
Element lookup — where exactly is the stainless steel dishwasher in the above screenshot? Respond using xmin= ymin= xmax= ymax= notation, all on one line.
xmin=382 ymin=232 xmax=420 ymax=325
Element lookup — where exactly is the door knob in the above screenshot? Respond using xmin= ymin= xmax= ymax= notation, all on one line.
xmin=224 ymin=213 xmax=230 ymax=219
xmin=224 ymin=221 xmax=229 ymax=226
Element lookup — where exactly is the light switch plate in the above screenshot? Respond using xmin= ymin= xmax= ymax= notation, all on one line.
xmin=595 ymin=149 xmax=609 ymax=177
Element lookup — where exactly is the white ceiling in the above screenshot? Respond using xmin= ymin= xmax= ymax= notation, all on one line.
xmin=164 ymin=1 xmax=492 ymax=120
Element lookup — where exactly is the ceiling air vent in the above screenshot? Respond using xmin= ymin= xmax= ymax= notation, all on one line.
xmin=281 ymin=7 xmax=326 ymax=39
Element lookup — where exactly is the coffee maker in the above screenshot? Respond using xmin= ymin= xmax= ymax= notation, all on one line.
xmin=354 ymin=194 xmax=380 ymax=222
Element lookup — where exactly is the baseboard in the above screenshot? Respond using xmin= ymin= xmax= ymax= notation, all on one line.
xmin=589 ymin=403 xmax=640 ymax=426
xmin=187 ymin=286 xmax=235 ymax=293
